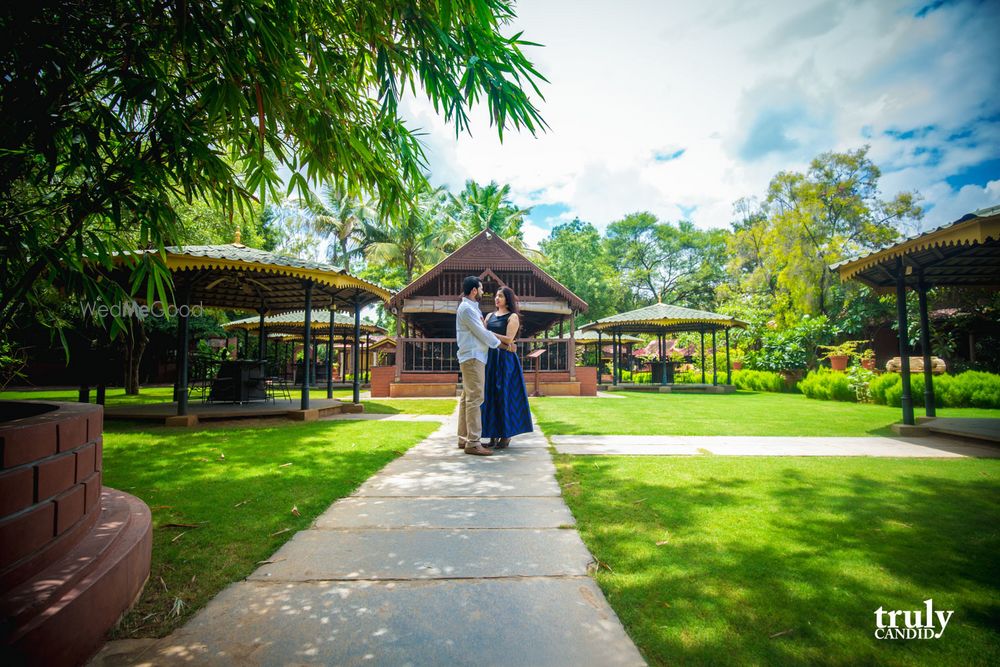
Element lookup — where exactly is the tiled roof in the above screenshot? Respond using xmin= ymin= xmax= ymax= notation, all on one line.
xmin=582 ymin=303 xmax=746 ymax=332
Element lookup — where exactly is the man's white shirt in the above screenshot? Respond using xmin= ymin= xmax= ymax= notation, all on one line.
xmin=456 ymin=297 xmax=501 ymax=364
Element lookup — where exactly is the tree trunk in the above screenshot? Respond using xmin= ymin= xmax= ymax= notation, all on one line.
xmin=122 ymin=321 xmax=148 ymax=395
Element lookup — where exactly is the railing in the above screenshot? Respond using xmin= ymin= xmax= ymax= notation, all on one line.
xmin=400 ymin=337 xmax=569 ymax=372
xmin=402 ymin=339 xmax=460 ymax=372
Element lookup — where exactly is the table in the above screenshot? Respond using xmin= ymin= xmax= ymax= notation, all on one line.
xmin=209 ymin=360 xmax=267 ymax=403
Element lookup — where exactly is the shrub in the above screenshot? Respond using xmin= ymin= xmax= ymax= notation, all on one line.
xmin=799 ymin=368 xmax=856 ymax=402
xmin=618 ymin=370 xmax=652 ymax=384
xmin=732 ymin=369 xmax=786 ymax=393
xmin=857 ymin=371 xmax=1000 ymax=409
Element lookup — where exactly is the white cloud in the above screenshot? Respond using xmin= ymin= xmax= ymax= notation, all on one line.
xmin=401 ymin=0 xmax=1000 ymax=235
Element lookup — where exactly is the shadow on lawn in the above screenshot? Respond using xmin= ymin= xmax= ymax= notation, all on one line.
xmin=561 ymin=458 xmax=1000 ymax=666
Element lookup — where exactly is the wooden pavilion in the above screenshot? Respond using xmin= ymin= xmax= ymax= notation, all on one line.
xmin=834 ymin=204 xmax=1000 ymax=434
xmin=372 ymin=230 xmax=591 ymax=397
xmin=223 ymin=311 xmax=385 ymax=393
xmin=582 ymin=303 xmax=746 ymax=392
xmin=108 ymin=236 xmax=390 ymax=423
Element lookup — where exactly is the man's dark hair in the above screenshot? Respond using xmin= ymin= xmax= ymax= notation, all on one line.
xmin=462 ymin=276 xmax=481 ymax=296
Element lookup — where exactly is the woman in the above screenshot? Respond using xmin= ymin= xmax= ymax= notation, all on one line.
xmin=481 ymin=286 xmax=533 ymax=447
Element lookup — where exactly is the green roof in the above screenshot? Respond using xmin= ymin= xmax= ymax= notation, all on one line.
xmin=582 ymin=303 xmax=745 ymax=333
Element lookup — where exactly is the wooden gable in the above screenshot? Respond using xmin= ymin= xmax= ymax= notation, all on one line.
xmin=388 ymin=231 xmax=588 ymax=311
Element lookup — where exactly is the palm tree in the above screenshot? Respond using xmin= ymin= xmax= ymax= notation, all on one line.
xmin=362 ymin=183 xmax=451 ymax=284
xmin=447 ymin=180 xmax=531 ymax=249
xmin=309 ymin=185 xmax=376 ymax=272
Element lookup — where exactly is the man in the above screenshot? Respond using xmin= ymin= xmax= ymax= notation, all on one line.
xmin=456 ymin=276 xmax=516 ymax=456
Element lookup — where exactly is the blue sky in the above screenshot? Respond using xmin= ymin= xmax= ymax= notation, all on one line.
xmin=402 ymin=0 xmax=1000 ymax=247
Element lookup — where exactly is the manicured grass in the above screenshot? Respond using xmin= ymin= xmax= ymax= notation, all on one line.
xmin=556 ymin=455 xmax=1000 ymax=666
xmin=0 ymin=388 xmax=457 ymax=416
xmin=364 ymin=398 xmax=457 ymax=415
xmin=102 ymin=418 xmax=438 ymax=638
xmin=531 ymin=391 xmax=1000 ymax=437
xmin=0 ymin=386 xmax=176 ymax=404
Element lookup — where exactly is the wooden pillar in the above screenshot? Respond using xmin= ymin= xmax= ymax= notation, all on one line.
xmin=327 ymin=310 xmax=335 ymax=399
xmin=700 ymin=328 xmax=706 ymax=385
xmin=257 ymin=308 xmax=266 ymax=360
xmin=352 ymin=300 xmax=362 ymax=404
xmin=895 ymin=258 xmax=914 ymax=425
xmin=301 ymin=281 xmax=313 ymax=410
xmin=917 ymin=273 xmax=936 ymax=417
xmin=725 ymin=327 xmax=731 ymax=385
xmin=710 ymin=328 xmax=717 ymax=386
xmin=612 ymin=331 xmax=619 ymax=386
xmin=568 ymin=312 xmax=576 ymax=380
xmin=597 ymin=331 xmax=603 ymax=382
xmin=176 ymin=287 xmax=192 ymax=416
xmin=394 ymin=313 xmax=403 ymax=382
xmin=365 ymin=332 xmax=371 ymax=382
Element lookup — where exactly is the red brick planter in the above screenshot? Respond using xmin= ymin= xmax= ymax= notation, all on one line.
xmin=0 ymin=401 xmax=151 ymax=666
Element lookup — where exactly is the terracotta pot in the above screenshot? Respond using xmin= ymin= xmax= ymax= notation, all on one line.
xmin=732 ymin=361 xmax=744 ymax=370
xmin=861 ymin=358 xmax=876 ymax=370
xmin=828 ymin=355 xmax=849 ymax=371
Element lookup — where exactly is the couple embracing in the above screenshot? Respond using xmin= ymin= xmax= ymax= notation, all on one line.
xmin=455 ymin=276 xmax=533 ymax=456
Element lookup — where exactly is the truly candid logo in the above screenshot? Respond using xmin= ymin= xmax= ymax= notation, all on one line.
xmin=80 ymin=300 xmax=204 ymax=320
xmin=874 ymin=599 xmax=953 ymax=639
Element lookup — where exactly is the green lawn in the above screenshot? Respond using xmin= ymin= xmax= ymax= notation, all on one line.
xmin=531 ymin=391 xmax=1000 ymax=437
xmin=102 ymin=418 xmax=438 ymax=638
xmin=556 ymin=455 xmax=1000 ymax=666
xmin=0 ymin=387 xmax=457 ymax=416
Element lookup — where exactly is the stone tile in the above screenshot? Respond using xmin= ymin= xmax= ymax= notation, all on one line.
xmin=315 ymin=497 xmax=575 ymax=529
xmin=249 ymin=528 xmax=593 ymax=581
xmin=140 ymin=578 xmax=645 ymax=667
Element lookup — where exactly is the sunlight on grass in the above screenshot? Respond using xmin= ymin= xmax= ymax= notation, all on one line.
xmin=0 ymin=388 xmax=457 ymax=416
xmin=556 ymin=455 xmax=1000 ymax=666
xmin=102 ymin=418 xmax=437 ymax=638
xmin=531 ymin=391 xmax=1000 ymax=437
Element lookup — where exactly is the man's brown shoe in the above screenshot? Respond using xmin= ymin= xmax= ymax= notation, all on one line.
xmin=464 ymin=444 xmax=493 ymax=456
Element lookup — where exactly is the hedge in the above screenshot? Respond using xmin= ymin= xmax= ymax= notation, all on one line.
xmin=732 ymin=369 xmax=787 ymax=393
xmin=875 ymin=371 xmax=1000 ymax=409
xmin=799 ymin=368 xmax=857 ymax=402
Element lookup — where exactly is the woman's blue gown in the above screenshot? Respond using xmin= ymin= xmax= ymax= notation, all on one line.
xmin=481 ymin=312 xmax=534 ymax=439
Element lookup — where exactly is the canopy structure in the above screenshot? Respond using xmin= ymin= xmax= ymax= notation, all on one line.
xmin=112 ymin=237 xmax=392 ymax=420
xmin=833 ymin=205 xmax=1000 ymax=427
xmin=582 ymin=303 xmax=746 ymax=387
xmin=224 ymin=311 xmax=386 ymax=397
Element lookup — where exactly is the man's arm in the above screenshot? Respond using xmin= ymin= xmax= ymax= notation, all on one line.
xmin=459 ymin=304 xmax=506 ymax=348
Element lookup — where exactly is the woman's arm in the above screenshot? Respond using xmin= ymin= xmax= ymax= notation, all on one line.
xmin=503 ymin=314 xmax=520 ymax=351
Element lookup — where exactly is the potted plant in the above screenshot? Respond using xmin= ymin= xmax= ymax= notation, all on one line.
xmin=859 ymin=348 xmax=876 ymax=371
xmin=818 ymin=340 xmax=864 ymax=372
xmin=730 ymin=348 xmax=745 ymax=371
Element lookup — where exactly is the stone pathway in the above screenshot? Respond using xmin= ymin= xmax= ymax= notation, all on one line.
xmin=551 ymin=434 xmax=1000 ymax=457
xmin=91 ymin=411 xmax=645 ymax=666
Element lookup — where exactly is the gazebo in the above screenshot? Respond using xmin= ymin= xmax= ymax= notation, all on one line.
xmin=223 ymin=311 xmax=385 ymax=397
xmin=557 ymin=329 xmax=644 ymax=370
xmin=582 ymin=303 xmax=746 ymax=391
xmin=833 ymin=204 xmax=1000 ymax=431
xmin=110 ymin=236 xmax=390 ymax=424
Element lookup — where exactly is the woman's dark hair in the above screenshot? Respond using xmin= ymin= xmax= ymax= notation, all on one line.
xmin=498 ymin=286 xmax=519 ymax=314
xmin=462 ymin=276 xmax=481 ymax=296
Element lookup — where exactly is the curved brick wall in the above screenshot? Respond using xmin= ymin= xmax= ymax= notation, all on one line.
xmin=0 ymin=401 xmax=152 ymax=666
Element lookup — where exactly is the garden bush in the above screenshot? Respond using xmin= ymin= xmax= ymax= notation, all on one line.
xmin=799 ymin=368 xmax=857 ymax=402
xmin=731 ymin=369 xmax=786 ymax=393
xmin=854 ymin=371 xmax=1000 ymax=409
xmin=618 ymin=370 xmax=652 ymax=383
